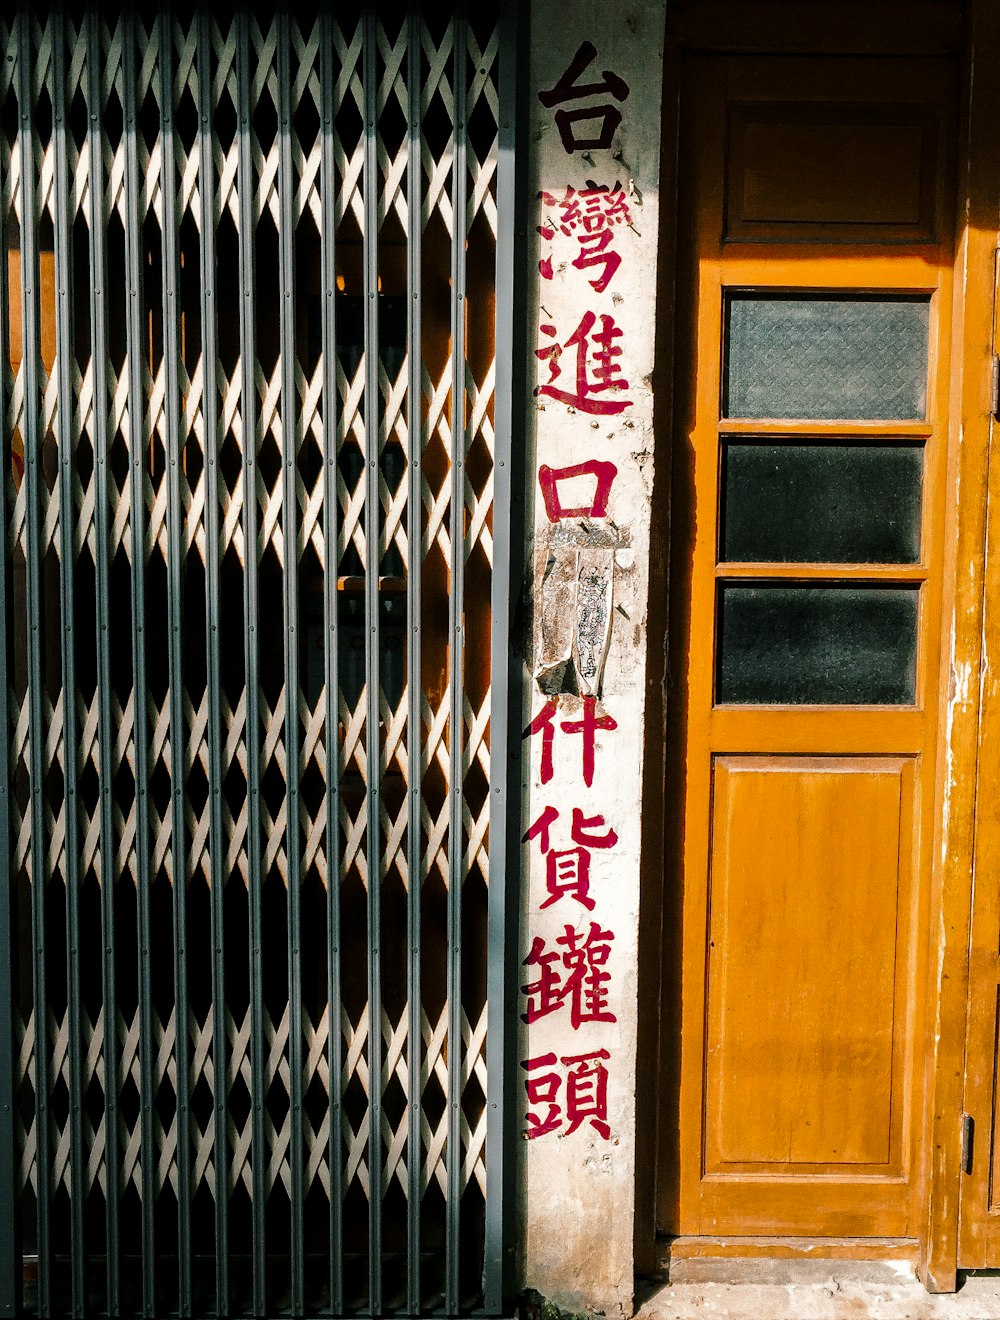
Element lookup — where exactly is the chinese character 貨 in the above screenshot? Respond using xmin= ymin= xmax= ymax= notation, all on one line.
xmin=524 ymin=805 xmax=619 ymax=910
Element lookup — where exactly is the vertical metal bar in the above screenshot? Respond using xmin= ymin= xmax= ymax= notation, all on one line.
xmin=0 ymin=18 xmax=21 ymax=1319
xmin=195 ymin=15 xmax=230 ymax=1314
xmin=50 ymin=14 xmax=86 ymax=1313
xmin=18 ymin=13 xmax=52 ymax=1312
xmin=159 ymin=13 xmax=193 ymax=1311
xmin=235 ymin=14 xmax=267 ymax=1313
xmin=405 ymin=11 xmax=423 ymax=1314
xmin=361 ymin=11 xmax=383 ymax=1314
xmin=276 ymin=11 xmax=305 ymax=1313
xmin=86 ymin=12 xmax=123 ymax=1312
xmin=445 ymin=9 xmax=468 ymax=1313
xmin=318 ymin=9 xmax=344 ymax=1314
xmin=485 ymin=3 xmax=527 ymax=1310
xmin=121 ymin=13 xmax=157 ymax=1313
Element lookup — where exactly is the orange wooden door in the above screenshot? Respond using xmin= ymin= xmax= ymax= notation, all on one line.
xmin=658 ymin=54 xmax=957 ymax=1238
xmin=959 ymin=275 xmax=1000 ymax=1267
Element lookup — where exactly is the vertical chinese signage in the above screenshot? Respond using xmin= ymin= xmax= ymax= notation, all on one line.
xmin=519 ymin=4 xmax=666 ymax=1312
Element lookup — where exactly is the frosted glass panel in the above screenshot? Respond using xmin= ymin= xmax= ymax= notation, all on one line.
xmin=716 ymin=584 xmax=918 ymax=704
xmin=721 ymin=442 xmax=923 ymax=563
xmin=724 ymin=295 xmax=930 ymax=420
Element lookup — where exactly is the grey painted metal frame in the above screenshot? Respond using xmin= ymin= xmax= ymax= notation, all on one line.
xmin=485 ymin=2 xmax=529 ymax=1311
xmin=446 ymin=10 xmax=470 ymax=1312
xmin=86 ymin=16 xmax=123 ymax=1302
xmin=158 ymin=14 xmax=194 ymax=1311
xmin=0 ymin=16 xmax=18 ymax=1317
xmin=406 ymin=9 xmax=424 ymax=1313
xmin=319 ymin=9 xmax=345 ymax=1315
xmin=18 ymin=17 xmax=52 ymax=1313
xmin=236 ymin=13 xmax=268 ymax=1313
xmin=50 ymin=16 xmax=86 ymax=1313
xmin=121 ymin=15 xmax=157 ymax=1313
xmin=196 ymin=16 xmax=231 ymax=1313
xmin=277 ymin=10 xmax=307 ymax=1313
xmin=361 ymin=12 xmax=384 ymax=1315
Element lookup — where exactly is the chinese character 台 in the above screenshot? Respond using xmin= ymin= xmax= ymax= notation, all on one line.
xmin=538 ymin=42 xmax=631 ymax=154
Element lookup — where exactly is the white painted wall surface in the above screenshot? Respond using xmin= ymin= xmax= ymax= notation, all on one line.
xmin=517 ymin=5 xmax=667 ymax=1316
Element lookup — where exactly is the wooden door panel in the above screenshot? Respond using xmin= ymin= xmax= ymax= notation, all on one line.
xmin=658 ymin=52 xmax=956 ymax=1242
xmin=960 ymin=734 xmax=1000 ymax=1261
xmin=706 ymin=756 xmax=911 ymax=1174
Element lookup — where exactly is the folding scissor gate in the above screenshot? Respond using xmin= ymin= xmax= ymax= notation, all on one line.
xmin=0 ymin=5 xmax=520 ymax=1315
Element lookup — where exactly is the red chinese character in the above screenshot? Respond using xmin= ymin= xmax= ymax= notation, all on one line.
xmin=520 ymin=1049 xmax=613 ymax=1141
xmin=521 ymin=1053 xmax=563 ymax=1139
xmin=522 ymin=922 xmax=617 ymax=1028
xmin=538 ymin=43 xmax=631 ymax=155
xmin=538 ymin=460 xmax=618 ymax=522
xmin=537 ymin=186 xmax=633 ymax=292
xmin=524 ymin=804 xmax=618 ymax=911
xmin=523 ymin=697 xmax=619 ymax=787
xmin=563 ymin=1048 xmax=612 ymax=1139
xmin=536 ymin=312 xmax=632 ymax=415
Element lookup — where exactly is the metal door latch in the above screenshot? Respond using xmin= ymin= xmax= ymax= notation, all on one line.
xmin=961 ymin=1112 xmax=975 ymax=1175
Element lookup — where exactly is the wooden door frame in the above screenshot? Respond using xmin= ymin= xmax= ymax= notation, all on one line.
xmin=634 ymin=0 xmax=1000 ymax=1292
xmin=921 ymin=0 xmax=1000 ymax=1292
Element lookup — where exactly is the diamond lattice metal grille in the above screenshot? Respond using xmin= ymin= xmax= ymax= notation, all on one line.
xmin=0 ymin=6 xmax=516 ymax=1316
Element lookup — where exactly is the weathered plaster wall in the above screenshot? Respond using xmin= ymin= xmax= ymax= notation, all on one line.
xmin=516 ymin=5 xmax=667 ymax=1317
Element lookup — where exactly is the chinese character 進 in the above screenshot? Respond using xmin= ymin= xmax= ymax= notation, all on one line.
xmin=538 ymin=459 xmax=618 ymax=522
xmin=524 ymin=804 xmax=619 ymax=910
xmin=521 ymin=1049 xmax=613 ymax=1140
xmin=538 ymin=184 xmax=633 ymax=292
xmin=538 ymin=42 xmax=631 ymax=155
xmin=536 ymin=312 xmax=632 ymax=415
xmin=523 ymin=696 xmax=618 ymax=787
xmin=522 ymin=921 xmax=617 ymax=1027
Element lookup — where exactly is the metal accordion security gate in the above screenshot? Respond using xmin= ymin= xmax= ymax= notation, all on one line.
xmin=0 ymin=4 xmax=521 ymax=1316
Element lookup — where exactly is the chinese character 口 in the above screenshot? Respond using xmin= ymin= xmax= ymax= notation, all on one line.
xmin=538 ymin=460 xmax=618 ymax=522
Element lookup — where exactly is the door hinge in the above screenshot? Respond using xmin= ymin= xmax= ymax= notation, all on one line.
xmin=991 ymin=355 xmax=1000 ymax=418
xmin=961 ymin=1112 xmax=975 ymax=1175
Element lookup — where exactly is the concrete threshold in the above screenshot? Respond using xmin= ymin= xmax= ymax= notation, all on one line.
xmin=635 ymin=1262 xmax=1000 ymax=1319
